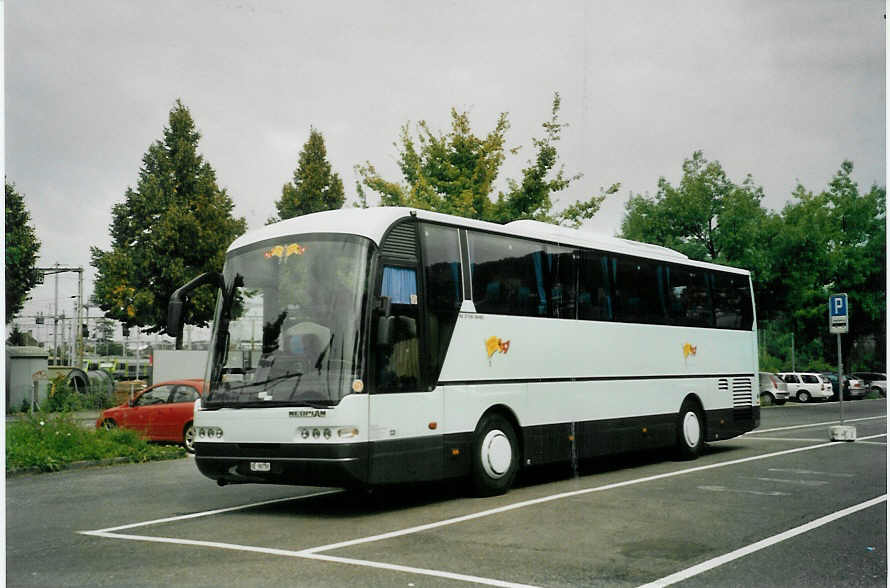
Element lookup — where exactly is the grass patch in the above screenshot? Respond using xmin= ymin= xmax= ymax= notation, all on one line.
xmin=6 ymin=412 xmax=185 ymax=472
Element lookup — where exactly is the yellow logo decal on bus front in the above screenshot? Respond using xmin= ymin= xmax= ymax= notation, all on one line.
xmin=264 ymin=243 xmax=306 ymax=260
xmin=683 ymin=343 xmax=697 ymax=360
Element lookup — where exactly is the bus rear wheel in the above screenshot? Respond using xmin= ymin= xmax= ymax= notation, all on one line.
xmin=471 ymin=413 xmax=519 ymax=496
xmin=676 ymin=400 xmax=705 ymax=460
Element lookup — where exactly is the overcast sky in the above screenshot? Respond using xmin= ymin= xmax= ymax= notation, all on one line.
xmin=5 ymin=0 xmax=885 ymax=341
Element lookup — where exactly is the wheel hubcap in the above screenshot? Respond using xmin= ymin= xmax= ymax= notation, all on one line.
xmin=682 ymin=411 xmax=701 ymax=448
xmin=481 ymin=430 xmax=512 ymax=479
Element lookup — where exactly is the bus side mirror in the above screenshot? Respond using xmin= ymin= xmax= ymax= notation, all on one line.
xmin=377 ymin=316 xmax=395 ymax=347
xmin=376 ymin=296 xmax=394 ymax=347
xmin=168 ymin=271 xmax=226 ymax=349
xmin=167 ymin=299 xmax=184 ymax=340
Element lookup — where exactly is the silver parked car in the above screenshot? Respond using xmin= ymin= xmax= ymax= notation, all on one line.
xmin=851 ymin=372 xmax=887 ymax=397
xmin=759 ymin=372 xmax=789 ymax=406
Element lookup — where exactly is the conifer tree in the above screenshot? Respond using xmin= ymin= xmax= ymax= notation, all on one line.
xmin=270 ymin=127 xmax=344 ymax=222
xmin=91 ymin=100 xmax=246 ymax=333
xmin=5 ymin=181 xmax=41 ymax=324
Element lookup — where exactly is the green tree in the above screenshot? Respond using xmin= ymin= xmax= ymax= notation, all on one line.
xmin=775 ymin=162 xmax=886 ymax=368
xmin=270 ymin=128 xmax=344 ymax=223
xmin=621 ymin=155 xmax=886 ymax=370
xmin=91 ymin=100 xmax=247 ymax=334
xmin=620 ymin=151 xmax=780 ymax=313
xmin=356 ymin=93 xmax=615 ymax=225
xmin=622 ymin=151 xmax=754 ymax=260
xmin=5 ymin=181 xmax=41 ymax=324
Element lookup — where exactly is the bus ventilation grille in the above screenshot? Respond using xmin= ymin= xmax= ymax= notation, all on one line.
xmin=380 ymin=221 xmax=417 ymax=262
xmin=732 ymin=377 xmax=754 ymax=424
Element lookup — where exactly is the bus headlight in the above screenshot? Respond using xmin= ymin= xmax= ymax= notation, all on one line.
xmin=198 ymin=426 xmax=223 ymax=439
xmin=297 ymin=427 xmax=359 ymax=441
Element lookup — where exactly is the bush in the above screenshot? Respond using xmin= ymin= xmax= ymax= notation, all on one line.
xmin=6 ymin=411 xmax=185 ymax=472
xmin=39 ymin=375 xmax=113 ymax=413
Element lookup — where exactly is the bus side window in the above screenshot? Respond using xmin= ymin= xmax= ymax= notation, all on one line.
xmin=421 ymin=224 xmax=463 ymax=385
xmin=377 ymin=265 xmax=421 ymax=392
xmin=381 ymin=266 xmax=417 ymax=304
xmin=578 ymin=253 xmax=613 ymax=321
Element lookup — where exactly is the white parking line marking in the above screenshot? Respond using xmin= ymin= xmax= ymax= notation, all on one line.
xmin=743 ymin=437 xmax=826 ymax=442
xmin=750 ymin=477 xmax=829 ymax=486
xmin=78 ymin=432 xmax=887 ymax=586
xmin=767 ymin=468 xmax=853 ymax=477
xmin=637 ymin=494 xmax=887 ymax=588
xmin=697 ymin=485 xmax=789 ymax=497
xmin=299 ymin=433 xmax=886 ymax=555
xmin=91 ymin=490 xmax=342 ymax=534
xmin=79 ymin=531 xmax=540 ymax=588
xmin=748 ymin=415 xmax=885 ymax=435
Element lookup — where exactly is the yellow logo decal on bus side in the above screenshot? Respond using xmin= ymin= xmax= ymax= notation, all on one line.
xmin=683 ymin=343 xmax=697 ymax=360
xmin=485 ymin=336 xmax=511 ymax=359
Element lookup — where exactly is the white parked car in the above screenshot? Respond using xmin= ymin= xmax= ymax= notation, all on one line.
xmin=777 ymin=372 xmax=833 ymax=403
xmin=758 ymin=372 xmax=789 ymax=406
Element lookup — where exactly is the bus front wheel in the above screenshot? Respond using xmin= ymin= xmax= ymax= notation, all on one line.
xmin=676 ymin=400 xmax=705 ymax=460
xmin=471 ymin=413 xmax=519 ymax=496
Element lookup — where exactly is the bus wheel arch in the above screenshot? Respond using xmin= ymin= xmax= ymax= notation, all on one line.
xmin=676 ymin=394 xmax=705 ymax=460
xmin=470 ymin=406 xmax=521 ymax=496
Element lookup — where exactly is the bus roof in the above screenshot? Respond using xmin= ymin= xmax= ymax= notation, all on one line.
xmin=229 ymin=207 xmax=749 ymax=275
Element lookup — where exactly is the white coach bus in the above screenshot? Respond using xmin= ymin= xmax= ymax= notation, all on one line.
xmin=168 ymin=207 xmax=759 ymax=495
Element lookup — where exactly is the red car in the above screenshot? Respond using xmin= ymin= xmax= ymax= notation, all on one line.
xmin=96 ymin=379 xmax=203 ymax=452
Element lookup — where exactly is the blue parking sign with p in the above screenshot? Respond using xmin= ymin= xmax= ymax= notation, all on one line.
xmin=830 ymin=294 xmax=847 ymax=317
xmin=829 ymin=293 xmax=849 ymax=333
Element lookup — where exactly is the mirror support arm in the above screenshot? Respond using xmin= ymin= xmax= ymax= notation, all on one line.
xmin=168 ymin=272 xmax=225 ymax=349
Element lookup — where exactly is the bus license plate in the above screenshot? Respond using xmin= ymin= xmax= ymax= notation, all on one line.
xmin=250 ymin=461 xmax=271 ymax=472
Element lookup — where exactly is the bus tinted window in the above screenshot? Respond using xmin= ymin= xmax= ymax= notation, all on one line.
xmin=578 ymin=253 xmax=613 ymax=321
xmin=613 ymin=257 xmax=666 ymax=324
xmin=665 ymin=264 xmax=713 ymax=327
xmin=712 ymin=272 xmax=753 ymax=330
xmin=421 ymin=224 xmax=463 ymax=381
xmin=547 ymin=247 xmax=576 ymax=319
xmin=469 ymin=232 xmax=575 ymax=318
xmin=469 ymin=232 xmax=547 ymax=317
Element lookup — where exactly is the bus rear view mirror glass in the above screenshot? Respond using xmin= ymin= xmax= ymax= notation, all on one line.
xmin=377 ymin=315 xmax=395 ymax=347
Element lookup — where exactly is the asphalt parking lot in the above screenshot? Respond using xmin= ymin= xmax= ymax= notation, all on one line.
xmin=6 ymin=399 xmax=886 ymax=587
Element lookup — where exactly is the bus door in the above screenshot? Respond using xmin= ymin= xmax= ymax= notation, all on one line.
xmin=368 ymin=220 xmax=457 ymax=484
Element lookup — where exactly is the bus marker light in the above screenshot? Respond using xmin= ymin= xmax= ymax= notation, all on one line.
xmin=428 ymin=422 xmax=438 ymax=430
xmin=642 ymin=428 xmax=647 ymax=433
xmin=451 ymin=449 xmax=460 ymax=456
xmin=352 ymin=379 xmax=365 ymax=393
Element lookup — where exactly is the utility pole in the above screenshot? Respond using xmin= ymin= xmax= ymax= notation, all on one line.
xmin=38 ymin=265 xmax=84 ymax=367
xmin=53 ymin=264 xmax=59 ymax=365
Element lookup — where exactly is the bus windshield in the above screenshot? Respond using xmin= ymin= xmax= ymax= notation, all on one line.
xmin=204 ymin=235 xmax=372 ymax=408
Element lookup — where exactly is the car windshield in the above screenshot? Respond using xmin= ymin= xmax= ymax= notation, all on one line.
xmin=204 ymin=235 xmax=372 ymax=408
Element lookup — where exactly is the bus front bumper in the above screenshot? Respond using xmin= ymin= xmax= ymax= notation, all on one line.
xmin=194 ymin=442 xmax=369 ymax=488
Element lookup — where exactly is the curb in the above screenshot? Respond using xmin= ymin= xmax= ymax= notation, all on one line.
xmin=7 ymin=456 xmax=135 ymax=478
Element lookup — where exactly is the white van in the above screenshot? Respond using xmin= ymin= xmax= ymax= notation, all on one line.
xmin=777 ymin=372 xmax=833 ymax=403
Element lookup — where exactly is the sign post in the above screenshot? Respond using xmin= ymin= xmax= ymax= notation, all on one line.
xmin=828 ymin=294 xmax=855 ymax=441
